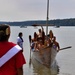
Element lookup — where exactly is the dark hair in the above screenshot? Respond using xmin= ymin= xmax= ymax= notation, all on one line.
xmin=49 ymin=30 xmax=54 ymax=38
xmin=0 ymin=24 xmax=10 ymax=41
xmin=18 ymin=32 xmax=22 ymax=37
xmin=39 ymin=29 xmax=41 ymax=32
xmin=34 ymin=32 xmax=37 ymax=41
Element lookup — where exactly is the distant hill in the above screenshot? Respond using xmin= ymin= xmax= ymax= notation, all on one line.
xmin=0 ymin=18 xmax=75 ymax=26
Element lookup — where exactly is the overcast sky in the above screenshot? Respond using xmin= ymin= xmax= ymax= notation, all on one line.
xmin=0 ymin=0 xmax=75 ymax=21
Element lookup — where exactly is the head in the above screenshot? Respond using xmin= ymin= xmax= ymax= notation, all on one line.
xmin=0 ymin=24 xmax=10 ymax=42
xmin=18 ymin=32 xmax=23 ymax=37
xmin=49 ymin=30 xmax=53 ymax=34
xmin=34 ymin=32 xmax=37 ymax=37
xmin=34 ymin=32 xmax=37 ymax=40
xmin=53 ymin=36 xmax=56 ymax=41
xmin=49 ymin=30 xmax=54 ymax=38
xmin=39 ymin=29 xmax=41 ymax=33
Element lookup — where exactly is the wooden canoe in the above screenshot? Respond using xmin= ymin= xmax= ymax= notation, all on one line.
xmin=31 ymin=46 xmax=57 ymax=68
xmin=31 ymin=54 xmax=59 ymax=75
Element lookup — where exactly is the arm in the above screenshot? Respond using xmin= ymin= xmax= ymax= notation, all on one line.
xmin=15 ymin=51 xmax=26 ymax=75
xmin=17 ymin=42 xmax=20 ymax=46
xmin=41 ymin=26 xmax=44 ymax=31
xmin=57 ymin=43 xmax=60 ymax=52
xmin=17 ymin=37 xmax=21 ymax=46
xmin=17 ymin=67 xmax=23 ymax=75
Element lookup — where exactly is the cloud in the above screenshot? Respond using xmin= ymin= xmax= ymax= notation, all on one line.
xmin=0 ymin=0 xmax=75 ymax=21
xmin=0 ymin=0 xmax=47 ymax=21
xmin=50 ymin=0 xmax=75 ymax=19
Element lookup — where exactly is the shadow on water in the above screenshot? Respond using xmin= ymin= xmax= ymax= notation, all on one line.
xmin=29 ymin=56 xmax=59 ymax=75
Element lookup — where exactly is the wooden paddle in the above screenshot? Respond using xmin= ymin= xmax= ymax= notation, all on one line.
xmin=43 ymin=46 xmax=72 ymax=51
xmin=59 ymin=46 xmax=72 ymax=51
xmin=29 ymin=35 xmax=32 ymax=66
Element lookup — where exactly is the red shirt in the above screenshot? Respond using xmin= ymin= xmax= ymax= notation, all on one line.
xmin=0 ymin=42 xmax=26 ymax=75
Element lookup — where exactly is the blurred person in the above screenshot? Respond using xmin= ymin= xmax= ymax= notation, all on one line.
xmin=0 ymin=24 xmax=26 ymax=75
xmin=53 ymin=36 xmax=60 ymax=52
xmin=17 ymin=32 xmax=24 ymax=52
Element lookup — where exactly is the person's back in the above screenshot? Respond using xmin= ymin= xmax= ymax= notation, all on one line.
xmin=0 ymin=24 xmax=26 ymax=75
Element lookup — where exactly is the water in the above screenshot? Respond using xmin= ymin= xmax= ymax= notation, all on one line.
xmin=9 ymin=26 xmax=75 ymax=75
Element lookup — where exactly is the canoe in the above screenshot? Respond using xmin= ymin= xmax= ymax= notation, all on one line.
xmin=31 ymin=54 xmax=59 ymax=75
xmin=29 ymin=0 xmax=57 ymax=68
xmin=31 ymin=46 xmax=57 ymax=68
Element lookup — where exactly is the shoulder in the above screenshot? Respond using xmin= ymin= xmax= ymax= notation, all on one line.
xmin=9 ymin=42 xmax=16 ymax=45
xmin=0 ymin=42 xmax=17 ymax=56
xmin=7 ymin=42 xmax=17 ymax=47
xmin=17 ymin=37 xmax=20 ymax=39
xmin=56 ymin=42 xmax=59 ymax=46
xmin=17 ymin=37 xmax=21 ymax=42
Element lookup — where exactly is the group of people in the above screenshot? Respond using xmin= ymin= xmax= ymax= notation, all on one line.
xmin=0 ymin=24 xmax=60 ymax=75
xmin=0 ymin=24 xmax=26 ymax=75
xmin=31 ymin=27 xmax=45 ymax=51
xmin=31 ymin=27 xmax=60 ymax=52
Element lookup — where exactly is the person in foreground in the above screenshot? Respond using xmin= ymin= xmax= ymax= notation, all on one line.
xmin=0 ymin=24 xmax=26 ymax=75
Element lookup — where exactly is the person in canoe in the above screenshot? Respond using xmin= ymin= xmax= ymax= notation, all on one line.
xmin=45 ymin=30 xmax=54 ymax=47
xmin=53 ymin=36 xmax=60 ymax=52
xmin=31 ymin=32 xmax=39 ymax=51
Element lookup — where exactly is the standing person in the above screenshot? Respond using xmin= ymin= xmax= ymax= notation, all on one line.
xmin=0 ymin=24 xmax=26 ymax=75
xmin=17 ymin=32 xmax=24 ymax=52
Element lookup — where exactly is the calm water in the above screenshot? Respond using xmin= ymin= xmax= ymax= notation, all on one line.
xmin=9 ymin=26 xmax=75 ymax=75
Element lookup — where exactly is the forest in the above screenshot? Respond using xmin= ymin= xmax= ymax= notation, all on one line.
xmin=0 ymin=18 xmax=75 ymax=26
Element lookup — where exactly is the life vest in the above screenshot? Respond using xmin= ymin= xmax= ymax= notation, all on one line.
xmin=0 ymin=45 xmax=22 ymax=67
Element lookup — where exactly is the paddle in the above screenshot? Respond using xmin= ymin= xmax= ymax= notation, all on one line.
xmin=29 ymin=35 xmax=32 ymax=66
xmin=43 ymin=46 xmax=72 ymax=51
xmin=59 ymin=46 xmax=72 ymax=51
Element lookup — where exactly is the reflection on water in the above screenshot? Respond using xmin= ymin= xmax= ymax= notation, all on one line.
xmin=30 ymin=56 xmax=59 ymax=75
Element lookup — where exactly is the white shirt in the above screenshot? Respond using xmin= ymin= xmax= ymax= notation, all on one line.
xmin=17 ymin=37 xmax=23 ymax=48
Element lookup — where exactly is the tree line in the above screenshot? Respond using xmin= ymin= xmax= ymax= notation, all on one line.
xmin=0 ymin=18 xmax=75 ymax=26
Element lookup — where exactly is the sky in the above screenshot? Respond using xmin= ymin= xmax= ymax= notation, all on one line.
xmin=0 ymin=0 xmax=75 ymax=21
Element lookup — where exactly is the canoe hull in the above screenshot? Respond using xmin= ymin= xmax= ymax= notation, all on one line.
xmin=32 ymin=47 xmax=57 ymax=68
